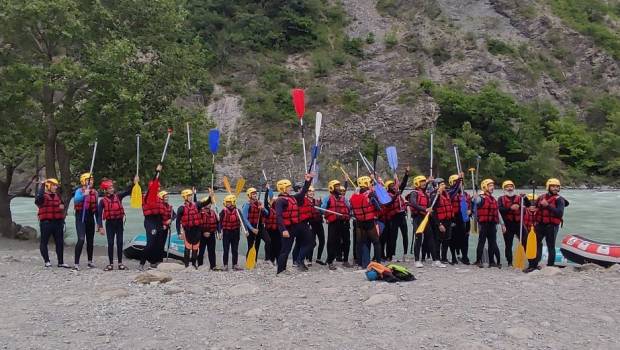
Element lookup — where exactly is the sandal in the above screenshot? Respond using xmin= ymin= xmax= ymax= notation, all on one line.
xmin=118 ymin=264 xmax=127 ymax=271
xmin=104 ymin=264 xmax=113 ymax=271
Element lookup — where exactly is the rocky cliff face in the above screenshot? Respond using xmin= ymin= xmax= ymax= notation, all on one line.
xmin=205 ymin=0 xmax=619 ymax=185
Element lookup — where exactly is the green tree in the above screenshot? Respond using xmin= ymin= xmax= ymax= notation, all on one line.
xmin=1 ymin=0 xmax=211 ymax=232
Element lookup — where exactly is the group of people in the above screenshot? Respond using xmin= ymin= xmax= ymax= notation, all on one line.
xmin=35 ymin=162 xmax=567 ymax=275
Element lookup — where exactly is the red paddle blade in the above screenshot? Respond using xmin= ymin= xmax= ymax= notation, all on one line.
xmin=291 ymin=88 xmax=305 ymax=119
xmin=145 ymin=179 xmax=160 ymax=205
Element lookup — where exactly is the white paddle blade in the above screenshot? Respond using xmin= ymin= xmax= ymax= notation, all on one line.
xmin=315 ymin=112 xmax=322 ymax=144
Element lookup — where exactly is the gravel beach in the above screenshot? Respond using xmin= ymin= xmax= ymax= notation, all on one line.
xmin=1 ymin=238 xmax=619 ymax=350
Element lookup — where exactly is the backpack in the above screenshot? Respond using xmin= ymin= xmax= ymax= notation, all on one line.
xmin=366 ymin=262 xmax=399 ymax=283
xmin=386 ymin=264 xmax=416 ymax=282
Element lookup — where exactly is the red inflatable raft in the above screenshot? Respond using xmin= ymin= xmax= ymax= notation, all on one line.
xmin=561 ymin=234 xmax=620 ymax=267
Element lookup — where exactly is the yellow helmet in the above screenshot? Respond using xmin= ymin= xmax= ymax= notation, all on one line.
xmin=200 ymin=196 xmax=210 ymax=203
xmin=448 ymin=174 xmax=459 ymax=186
xmin=158 ymin=191 xmax=169 ymax=199
xmin=481 ymin=179 xmax=494 ymax=192
xmin=526 ymin=194 xmax=537 ymax=201
xmin=328 ymin=180 xmax=341 ymax=192
xmin=413 ymin=175 xmax=426 ymax=188
xmin=502 ymin=180 xmax=515 ymax=189
xmin=308 ymin=186 xmax=315 ymax=192
xmin=181 ymin=189 xmax=193 ymax=200
xmin=44 ymin=178 xmax=60 ymax=191
xmin=276 ymin=179 xmax=292 ymax=193
xmin=246 ymin=187 xmax=257 ymax=198
xmin=223 ymin=194 xmax=236 ymax=206
xmin=384 ymin=180 xmax=395 ymax=188
xmin=80 ymin=172 xmax=92 ymax=186
xmin=357 ymin=176 xmax=372 ymax=188
xmin=546 ymin=178 xmax=561 ymax=190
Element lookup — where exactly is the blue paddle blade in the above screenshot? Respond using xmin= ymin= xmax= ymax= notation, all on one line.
xmin=375 ymin=184 xmax=391 ymax=205
xmin=386 ymin=146 xmax=398 ymax=172
xmin=208 ymin=129 xmax=220 ymax=154
xmin=460 ymin=196 xmax=470 ymax=222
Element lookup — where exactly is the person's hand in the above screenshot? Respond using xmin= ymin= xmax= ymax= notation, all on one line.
xmin=217 ymin=232 xmax=222 ymax=240
xmin=258 ymin=204 xmax=264 ymax=210
xmin=510 ymin=204 xmax=520 ymax=211
xmin=467 ymin=210 xmax=472 ymax=216
xmin=540 ymin=199 xmax=548 ymax=207
xmin=501 ymin=225 xmax=507 ymax=234
xmin=203 ymin=232 xmax=210 ymax=238
xmin=426 ymin=208 xmax=433 ymax=214
xmin=459 ymin=172 xmax=464 ymax=178
xmin=405 ymin=166 xmax=410 ymax=174
xmin=98 ymin=227 xmax=105 ymax=236
xmin=439 ymin=224 xmax=446 ymax=233
xmin=427 ymin=175 xmax=434 ymax=182
xmin=192 ymin=187 xmax=196 ymax=194
xmin=282 ymin=230 xmax=290 ymax=238
xmin=252 ymin=228 xmax=259 ymax=235
xmin=208 ymin=187 xmax=214 ymax=196
xmin=156 ymin=164 xmax=163 ymax=172
xmin=59 ymin=204 xmax=65 ymax=210
xmin=134 ymin=175 xmax=140 ymax=184
xmin=304 ymin=173 xmax=313 ymax=182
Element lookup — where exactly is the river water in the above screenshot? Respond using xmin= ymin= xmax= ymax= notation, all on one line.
xmin=10 ymin=189 xmax=619 ymax=258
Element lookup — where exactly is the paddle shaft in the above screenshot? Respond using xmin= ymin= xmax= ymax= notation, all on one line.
xmin=430 ymin=130 xmax=434 ymax=178
xmin=299 ymin=120 xmax=308 ymax=173
xmin=81 ymin=141 xmax=98 ymax=223
xmin=155 ymin=130 xmax=173 ymax=180
xmin=136 ymin=135 xmax=140 ymax=176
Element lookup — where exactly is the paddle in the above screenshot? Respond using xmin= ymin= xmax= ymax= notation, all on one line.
xmin=430 ymin=130 xmax=434 ymax=178
xmin=415 ymin=191 xmax=439 ymax=234
xmin=130 ymin=135 xmax=142 ymax=208
xmin=223 ymin=176 xmax=249 ymax=242
xmin=358 ymin=151 xmax=390 ymax=204
xmin=468 ymin=168 xmax=478 ymax=234
xmin=208 ymin=128 xmax=220 ymax=204
xmin=334 ymin=163 xmax=357 ymax=189
xmin=514 ymin=194 xmax=526 ymax=270
xmin=186 ymin=123 xmax=197 ymax=202
xmin=453 ymin=145 xmax=469 ymax=223
xmin=146 ymin=128 xmax=173 ymax=204
xmin=308 ymin=112 xmax=322 ymax=173
xmin=235 ymin=178 xmax=245 ymax=197
xmin=81 ymin=140 xmax=98 ymax=223
xmin=525 ymin=180 xmax=537 ymax=260
xmin=292 ymin=88 xmax=308 ymax=171
xmin=245 ymin=179 xmax=263 ymax=270
xmin=386 ymin=146 xmax=404 ymax=211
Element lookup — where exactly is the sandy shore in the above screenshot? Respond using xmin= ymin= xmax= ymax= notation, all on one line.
xmin=0 ymin=237 xmax=619 ymax=350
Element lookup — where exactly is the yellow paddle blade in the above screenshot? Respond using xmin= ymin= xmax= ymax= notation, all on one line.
xmin=245 ymin=245 xmax=257 ymax=270
xmin=416 ymin=213 xmax=430 ymax=234
xmin=130 ymin=183 xmax=142 ymax=208
xmin=223 ymin=176 xmax=232 ymax=194
xmin=526 ymin=225 xmax=537 ymax=259
xmin=514 ymin=243 xmax=526 ymax=270
xmin=470 ymin=219 xmax=478 ymax=235
xmin=235 ymin=178 xmax=246 ymax=197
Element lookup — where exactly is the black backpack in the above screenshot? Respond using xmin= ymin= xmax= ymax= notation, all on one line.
xmin=387 ymin=264 xmax=416 ymax=281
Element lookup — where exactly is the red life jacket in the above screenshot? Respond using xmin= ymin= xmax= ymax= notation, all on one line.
xmin=524 ymin=208 xmax=539 ymax=229
xmin=408 ymin=189 xmax=429 ymax=217
xmin=74 ymin=189 xmax=97 ymax=213
xmin=435 ymin=192 xmax=454 ymax=221
xmin=499 ymin=195 xmax=521 ymax=222
xmin=265 ymin=208 xmax=278 ymax=230
xmin=537 ymin=194 xmax=563 ymax=225
xmin=180 ymin=202 xmax=202 ymax=229
xmin=451 ymin=192 xmax=471 ymax=215
xmin=278 ymin=194 xmax=300 ymax=227
xmin=477 ymin=194 xmax=499 ymax=223
xmin=385 ymin=192 xmax=406 ymax=220
xmin=299 ymin=196 xmax=314 ymax=222
xmin=221 ymin=206 xmax=240 ymax=230
xmin=247 ymin=201 xmax=261 ymax=226
xmin=350 ymin=191 xmax=377 ymax=222
xmin=200 ymin=207 xmax=218 ymax=233
xmin=162 ymin=202 xmax=173 ymax=222
xmin=37 ymin=192 xmax=65 ymax=221
xmin=102 ymin=194 xmax=125 ymax=220
xmin=310 ymin=198 xmax=322 ymax=222
xmin=324 ymin=195 xmax=350 ymax=223
xmin=142 ymin=195 xmax=165 ymax=217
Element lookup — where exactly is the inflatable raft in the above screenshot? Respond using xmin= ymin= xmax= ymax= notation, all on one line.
xmin=541 ymin=247 xmax=575 ymax=267
xmin=561 ymin=234 xmax=620 ymax=267
xmin=123 ymin=233 xmax=185 ymax=261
